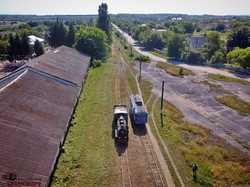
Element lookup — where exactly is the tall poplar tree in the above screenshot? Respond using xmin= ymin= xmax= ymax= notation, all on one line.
xmin=97 ymin=3 xmax=112 ymax=44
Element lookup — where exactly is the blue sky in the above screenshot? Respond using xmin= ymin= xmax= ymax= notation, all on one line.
xmin=0 ymin=0 xmax=249 ymax=15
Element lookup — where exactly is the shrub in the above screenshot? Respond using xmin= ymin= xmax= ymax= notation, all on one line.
xmin=135 ymin=55 xmax=150 ymax=62
xmin=92 ymin=59 xmax=102 ymax=68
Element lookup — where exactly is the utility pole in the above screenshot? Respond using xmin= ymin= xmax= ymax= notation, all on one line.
xmin=160 ymin=81 xmax=165 ymax=127
xmin=139 ymin=57 xmax=142 ymax=82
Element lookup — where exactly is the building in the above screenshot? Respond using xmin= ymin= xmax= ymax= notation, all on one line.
xmin=0 ymin=46 xmax=91 ymax=186
xmin=28 ymin=35 xmax=45 ymax=45
xmin=188 ymin=36 xmax=207 ymax=49
xmin=151 ymin=29 xmax=167 ymax=34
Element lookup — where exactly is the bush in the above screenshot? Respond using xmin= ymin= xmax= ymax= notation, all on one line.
xmin=135 ymin=55 xmax=150 ymax=62
xmin=92 ymin=59 xmax=102 ymax=68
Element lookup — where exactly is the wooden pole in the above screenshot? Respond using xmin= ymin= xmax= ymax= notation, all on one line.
xmin=161 ymin=81 xmax=165 ymax=127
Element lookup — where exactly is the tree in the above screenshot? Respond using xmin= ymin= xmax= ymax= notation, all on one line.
xmin=181 ymin=21 xmax=195 ymax=34
xmin=168 ymin=34 xmax=187 ymax=59
xmin=215 ymin=22 xmax=226 ymax=32
xmin=21 ymin=34 xmax=31 ymax=59
xmin=227 ymin=47 xmax=250 ymax=69
xmin=232 ymin=21 xmax=243 ymax=30
xmin=132 ymin=26 xmax=151 ymax=40
xmin=207 ymin=32 xmax=221 ymax=57
xmin=66 ymin=24 xmax=75 ymax=47
xmin=0 ymin=40 xmax=10 ymax=56
xmin=97 ymin=3 xmax=112 ymax=43
xmin=47 ymin=18 xmax=67 ymax=48
xmin=75 ymin=27 xmax=109 ymax=60
xmin=227 ymin=26 xmax=250 ymax=51
xmin=8 ymin=34 xmax=15 ymax=61
xmin=144 ymin=32 xmax=165 ymax=50
xmin=169 ymin=25 xmax=185 ymax=34
xmin=34 ymin=40 xmax=44 ymax=57
xmin=210 ymin=51 xmax=226 ymax=63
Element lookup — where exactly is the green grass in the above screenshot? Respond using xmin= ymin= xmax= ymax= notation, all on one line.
xmin=215 ymin=96 xmax=250 ymax=116
xmin=149 ymin=51 xmax=169 ymax=59
xmin=51 ymin=54 xmax=117 ymax=186
xmin=208 ymin=73 xmax=250 ymax=85
xmin=193 ymin=30 xmax=230 ymax=41
xmin=156 ymin=61 xmax=194 ymax=77
xmin=152 ymin=100 xmax=250 ymax=187
xmin=200 ymin=80 xmax=221 ymax=88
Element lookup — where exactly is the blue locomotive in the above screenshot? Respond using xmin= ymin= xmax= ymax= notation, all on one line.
xmin=129 ymin=94 xmax=148 ymax=124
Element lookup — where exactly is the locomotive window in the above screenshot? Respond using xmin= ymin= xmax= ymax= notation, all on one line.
xmin=136 ymin=101 xmax=142 ymax=106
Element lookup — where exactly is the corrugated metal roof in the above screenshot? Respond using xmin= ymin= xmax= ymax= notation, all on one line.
xmin=0 ymin=46 xmax=91 ymax=187
xmin=20 ymin=46 xmax=91 ymax=87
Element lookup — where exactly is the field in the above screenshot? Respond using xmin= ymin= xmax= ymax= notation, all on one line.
xmin=193 ymin=30 xmax=230 ymax=41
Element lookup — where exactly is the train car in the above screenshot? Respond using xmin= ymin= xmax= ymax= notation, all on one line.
xmin=113 ymin=105 xmax=129 ymax=144
xmin=129 ymin=94 xmax=148 ymax=124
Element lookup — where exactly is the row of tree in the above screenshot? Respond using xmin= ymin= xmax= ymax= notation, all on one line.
xmin=0 ymin=33 xmax=44 ymax=62
xmin=45 ymin=3 xmax=111 ymax=61
xmin=0 ymin=3 xmax=111 ymax=65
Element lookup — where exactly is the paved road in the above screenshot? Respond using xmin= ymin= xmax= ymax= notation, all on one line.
xmin=113 ymin=24 xmax=250 ymax=82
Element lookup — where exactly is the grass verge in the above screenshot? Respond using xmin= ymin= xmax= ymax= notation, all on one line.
xmin=149 ymin=51 xmax=169 ymax=59
xmin=51 ymin=53 xmax=117 ymax=186
xmin=156 ymin=61 xmax=194 ymax=77
xmin=152 ymin=100 xmax=250 ymax=187
xmin=215 ymin=96 xmax=250 ymax=116
xmin=208 ymin=73 xmax=250 ymax=85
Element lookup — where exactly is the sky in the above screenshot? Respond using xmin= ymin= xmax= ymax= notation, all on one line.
xmin=0 ymin=0 xmax=249 ymax=15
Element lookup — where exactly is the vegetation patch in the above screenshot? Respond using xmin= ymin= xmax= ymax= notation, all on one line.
xmin=215 ymin=96 xmax=250 ymax=116
xmin=135 ymin=55 xmax=150 ymax=62
xmin=208 ymin=73 xmax=250 ymax=85
xmin=156 ymin=61 xmax=194 ymax=77
xmin=200 ymin=80 xmax=221 ymax=88
xmin=152 ymin=100 xmax=250 ymax=186
xmin=52 ymin=56 xmax=117 ymax=186
xmin=149 ymin=51 xmax=169 ymax=59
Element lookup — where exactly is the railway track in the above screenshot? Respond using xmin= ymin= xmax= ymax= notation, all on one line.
xmin=118 ymin=56 xmax=166 ymax=187
xmin=115 ymin=61 xmax=132 ymax=187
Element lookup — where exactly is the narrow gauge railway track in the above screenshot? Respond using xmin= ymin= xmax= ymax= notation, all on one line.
xmin=115 ymin=62 xmax=132 ymax=187
xmin=119 ymin=57 xmax=166 ymax=187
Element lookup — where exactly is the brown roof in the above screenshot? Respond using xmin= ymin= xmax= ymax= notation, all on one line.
xmin=0 ymin=46 xmax=90 ymax=186
xmin=21 ymin=46 xmax=91 ymax=87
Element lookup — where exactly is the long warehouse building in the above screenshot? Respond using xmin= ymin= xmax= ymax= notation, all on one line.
xmin=0 ymin=46 xmax=91 ymax=186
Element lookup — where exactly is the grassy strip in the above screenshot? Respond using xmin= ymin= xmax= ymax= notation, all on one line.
xmin=156 ymin=61 xmax=194 ymax=77
xmin=51 ymin=55 xmax=117 ymax=186
xmin=149 ymin=51 xmax=169 ymax=59
xmin=152 ymin=100 xmax=250 ymax=186
xmin=208 ymin=73 xmax=250 ymax=85
xmin=215 ymin=96 xmax=250 ymax=116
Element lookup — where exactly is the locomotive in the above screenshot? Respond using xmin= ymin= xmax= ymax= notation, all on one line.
xmin=113 ymin=105 xmax=129 ymax=144
xmin=129 ymin=94 xmax=148 ymax=124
